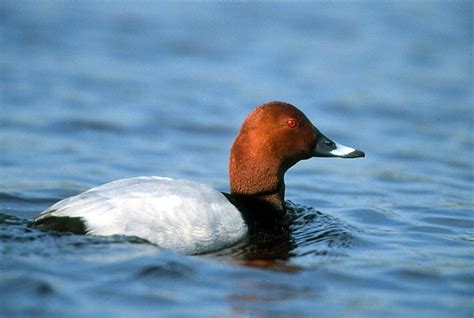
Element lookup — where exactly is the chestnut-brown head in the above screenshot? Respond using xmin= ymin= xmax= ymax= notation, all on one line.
xmin=229 ymin=101 xmax=364 ymax=210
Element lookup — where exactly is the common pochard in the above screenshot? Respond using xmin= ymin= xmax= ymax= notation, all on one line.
xmin=34 ymin=101 xmax=364 ymax=254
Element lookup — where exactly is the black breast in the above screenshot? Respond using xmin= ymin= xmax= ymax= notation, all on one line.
xmin=222 ymin=193 xmax=291 ymax=236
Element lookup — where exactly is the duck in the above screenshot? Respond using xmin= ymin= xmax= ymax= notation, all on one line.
xmin=34 ymin=101 xmax=364 ymax=255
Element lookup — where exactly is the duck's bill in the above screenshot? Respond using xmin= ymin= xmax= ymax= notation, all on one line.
xmin=312 ymin=132 xmax=365 ymax=158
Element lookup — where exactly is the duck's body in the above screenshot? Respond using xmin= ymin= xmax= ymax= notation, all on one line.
xmin=34 ymin=101 xmax=364 ymax=254
xmin=35 ymin=177 xmax=247 ymax=254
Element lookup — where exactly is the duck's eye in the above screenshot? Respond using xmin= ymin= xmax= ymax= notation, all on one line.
xmin=287 ymin=118 xmax=298 ymax=128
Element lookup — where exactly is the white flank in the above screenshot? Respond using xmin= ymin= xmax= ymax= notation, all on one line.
xmin=35 ymin=177 xmax=248 ymax=255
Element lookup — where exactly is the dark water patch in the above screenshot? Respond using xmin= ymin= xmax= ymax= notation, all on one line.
xmin=392 ymin=187 xmax=437 ymax=196
xmin=387 ymin=233 xmax=472 ymax=255
xmin=373 ymin=170 xmax=418 ymax=183
xmin=50 ymin=119 xmax=129 ymax=134
xmin=171 ymin=122 xmax=235 ymax=136
xmin=335 ymin=100 xmax=418 ymax=122
xmin=438 ymin=178 xmax=474 ymax=194
xmin=288 ymin=195 xmax=333 ymax=210
xmin=0 ymin=276 xmax=70 ymax=318
xmin=87 ymin=286 xmax=178 ymax=312
xmin=174 ymin=140 xmax=225 ymax=154
xmin=305 ymin=186 xmax=382 ymax=198
xmin=135 ymin=260 xmax=197 ymax=281
xmin=388 ymin=267 xmax=443 ymax=283
xmin=321 ymin=267 xmax=411 ymax=294
xmin=458 ymin=235 xmax=474 ymax=243
xmin=405 ymin=225 xmax=454 ymax=235
xmin=340 ymin=207 xmax=406 ymax=227
xmin=404 ymin=206 xmax=473 ymax=219
xmin=0 ymin=275 xmax=56 ymax=296
xmin=421 ymin=216 xmax=474 ymax=229
xmin=382 ymin=151 xmax=440 ymax=164
xmin=0 ymin=192 xmax=58 ymax=204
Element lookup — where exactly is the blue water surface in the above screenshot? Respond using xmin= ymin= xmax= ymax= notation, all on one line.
xmin=1 ymin=1 xmax=473 ymax=317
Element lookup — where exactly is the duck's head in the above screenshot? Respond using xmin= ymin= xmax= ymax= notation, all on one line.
xmin=229 ymin=101 xmax=364 ymax=210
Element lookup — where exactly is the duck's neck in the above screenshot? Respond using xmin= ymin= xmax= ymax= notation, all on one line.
xmin=229 ymin=140 xmax=286 ymax=211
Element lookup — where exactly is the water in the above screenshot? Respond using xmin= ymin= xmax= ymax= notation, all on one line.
xmin=1 ymin=1 xmax=473 ymax=317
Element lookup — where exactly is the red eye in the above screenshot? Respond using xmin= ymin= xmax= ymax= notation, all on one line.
xmin=287 ymin=118 xmax=298 ymax=128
